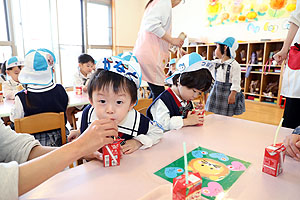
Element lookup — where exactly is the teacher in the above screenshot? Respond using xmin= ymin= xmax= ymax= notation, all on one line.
xmin=274 ymin=0 xmax=300 ymax=129
xmin=133 ymin=0 xmax=184 ymax=100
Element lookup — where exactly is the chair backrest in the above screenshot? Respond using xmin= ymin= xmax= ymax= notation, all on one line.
xmin=14 ymin=112 xmax=66 ymax=145
xmin=134 ymin=98 xmax=152 ymax=111
xmin=137 ymin=107 xmax=148 ymax=116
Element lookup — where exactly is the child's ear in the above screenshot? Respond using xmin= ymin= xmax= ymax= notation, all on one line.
xmin=5 ymin=70 xmax=10 ymax=75
xmin=129 ymin=101 xmax=136 ymax=110
xmin=89 ymin=97 xmax=94 ymax=107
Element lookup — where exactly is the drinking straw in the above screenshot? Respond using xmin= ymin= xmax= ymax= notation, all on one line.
xmin=273 ymin=118 xmax=284 ymax=145
xmin=183 ymin=142 xmax=189 ymax=185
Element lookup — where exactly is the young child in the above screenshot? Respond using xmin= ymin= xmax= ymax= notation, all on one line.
xmin=147 ymin=52 xmax=214 ymax=131
xmin=205 ymin=37 xmax=245 ymax=116
xmin=166 ymin=58 xmax=176 ymax=77
xmin=0 ymin=61 xmax=7 ymax=83
xmin=2 ymin=56 xmax=24 ymax=100
xmin=73 ymin=53 xmax=95 ymax=93
xmin=10 ymin=48 xmax=69 ymax=146
xmin=69 ymin=54 xmax=163 ymax=154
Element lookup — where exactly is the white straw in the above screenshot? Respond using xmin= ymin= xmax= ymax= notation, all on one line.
xmin=273 ymin=118 xmax=284 ymax=145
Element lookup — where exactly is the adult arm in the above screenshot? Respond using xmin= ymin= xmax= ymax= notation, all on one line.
xmin=273 ymin=22 xmax=299 ymax=64
xmin=274 ymin=2 xmax=300 ymax=65
xmin=18 ymin=119 xmax=118 ymax=196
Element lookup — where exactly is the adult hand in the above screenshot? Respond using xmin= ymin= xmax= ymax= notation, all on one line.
xmin=171 ymin=37 xmax=184 ymax=48
xmin=273 ymin=49 xmax=289 ymax=65
xmin=284 ymin=134 xmax=300 ymax=161
xmin=74 ymin=119 xmax=118 ymax=158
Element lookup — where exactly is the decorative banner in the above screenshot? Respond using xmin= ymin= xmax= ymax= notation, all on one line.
xmin=154 ymin=146 xmax=251 ymax=200
xmin=207 ymin=0 xmax=296 ymax=26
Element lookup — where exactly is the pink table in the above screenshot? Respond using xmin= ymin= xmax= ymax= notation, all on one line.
xmin=20 ymin=114 xmax=299 ymax=200
xmin=0 ymin=91 xmax=89 ymax=118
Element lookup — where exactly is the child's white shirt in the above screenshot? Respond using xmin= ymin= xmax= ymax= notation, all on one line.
xmin=10 ymin=83 xmax=57 ymax=122
xmin=3 ymin=79 xmax=21 ymax=100
xmin=212 ymin=59 xmax=241 ymax=92
xmin=150 ymin=88 xmax=189 ymax=131
xmin=87 ymin=108 xmax=163 ymax=149
xmin=73 ymin=69 xmax=91 ymax=86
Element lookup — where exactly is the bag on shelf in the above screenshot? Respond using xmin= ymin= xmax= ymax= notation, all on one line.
xmin=249 ymin=80 xmax=260 ymax=94
xmin=288 ymin=43 xmax=300 ymax=70
xmin=256 ymin=49 xmax=263 ymax=63
xmin=245 ymin=52 xmax=257 ymax=78
xmin=264 ymin=50 xmax=279 ymax=74
xmin=240 ymin=49 xmax=246 ymax=62
xmin=263 ymin=81 xmax=278 ymax=97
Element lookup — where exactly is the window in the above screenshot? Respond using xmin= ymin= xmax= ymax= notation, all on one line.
xmin=87 ymin=1 xmax=112 ymax=45
xmin=0 ymin=0 xmax=8 ymax=41
xmin=3 ymin=0 xmax=113 ymax=85
xmin=87 ymin=0 xmax=112 ymax=63
xmin=57 ymin=0 xmax=83 ymax=86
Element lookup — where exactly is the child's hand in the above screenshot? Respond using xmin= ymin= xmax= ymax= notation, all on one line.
xmin=68 ymin=129 xmax=81 ymax=142
xmin=83 ymin=86 xmax=88 ymax=93
xmin=284 ymin=134 xmax=300 ymax=161
xmin=228 ymin=91 xmax=237 ymax=104
xmin=183 ymin=111 xmax=203 ymax=126
xmin=121 ymin=139 xmax=142 ymax=154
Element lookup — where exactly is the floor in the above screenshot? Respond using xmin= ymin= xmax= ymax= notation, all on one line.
xmin=207 ymin=100 xmax=284 ymax=126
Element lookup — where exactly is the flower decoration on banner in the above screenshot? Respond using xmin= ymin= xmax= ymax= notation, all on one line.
xmin=247 ymin=22 xmax=260 ymax=33
xmin=207 ymin=0 xmax=222 ymax=26
xmin=207 ymin=0 xmax=295 ymax=26
xmin=264 ymin=22 xmax=279 ymax=32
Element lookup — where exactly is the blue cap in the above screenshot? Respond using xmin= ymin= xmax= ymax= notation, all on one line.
xmin=215 ymin=37 xmax=239 ymax=58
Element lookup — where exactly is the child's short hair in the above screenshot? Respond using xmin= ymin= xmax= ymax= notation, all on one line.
xmin=78 ymin=54 xmax=95 ymax=64
xmin=88 ymin=69 xmax=137 ymax=105
xmin=172 ymin=69 xmax=213 ymax=92
xmin=219 ymin=44 xmax=231 ymax=58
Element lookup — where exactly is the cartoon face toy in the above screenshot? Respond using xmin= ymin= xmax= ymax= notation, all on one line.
xmin=188 ymin=158 xmax=230 ymax=181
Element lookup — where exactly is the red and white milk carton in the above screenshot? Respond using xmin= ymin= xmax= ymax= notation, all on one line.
xmin=262 ymin=143 xmax=286 ymax=177
xmin=191 ymin=109 xmax=205 ymax=126
xmin=102 ymin=139 xmax=124 ymax=167
xmin=173 ymin=172 xmax=202 ymax=200
xmin=75 ymin=86 xmax=83 ymax=95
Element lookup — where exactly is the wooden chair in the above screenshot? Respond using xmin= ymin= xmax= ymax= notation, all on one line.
xmin=14 ymin=112 xmax=76 ymax=168
xmin=134 ymin=98 xmax=152 ymax=111
xmin=15 ymin=112 xmax=67 ymax=145
xmin=137 ymin=107 xmax=148 ymax=116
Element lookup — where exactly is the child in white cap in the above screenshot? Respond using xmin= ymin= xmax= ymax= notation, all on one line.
xmin=147 ymin=52 xmax=214 ymax=131
xmin=2 ymin=56 xmax=24 ymax=100
xmin=68 ymin=53 xmax=163 ymax=154
xmin=10 ymin=48 xmax=69 ymax=146
xmin=205 ymin=37 xmax=245 ymax=116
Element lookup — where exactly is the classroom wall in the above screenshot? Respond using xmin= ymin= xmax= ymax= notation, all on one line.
xmin=114 ymin=0 xmax=147 ymax=50
xmin=172 ymin=0 xmax=290 ymax=44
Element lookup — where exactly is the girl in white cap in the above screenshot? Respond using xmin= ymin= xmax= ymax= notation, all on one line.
xmin=2 ymin=56 xmax=24 ymax=100
xmin=68 ymin=53 xmax=163 ymax=154
xmin=147 ymin=53 xmax=214 ymax=131
xmin=205 ymin=37 xmax=245 ymax=116
xmin=10 ymin=48 xmax=69 ymax=147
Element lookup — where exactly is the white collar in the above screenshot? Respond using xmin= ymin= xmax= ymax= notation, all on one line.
xmin=8 ymin=79 xmax=20 ymax=86
xmin=26 ymin=82 xmax=56 ymax=93
xmin=78 ymin=69 xmax=91 ymax=80
xmin=170 ymin=88 xmax=187 ymax=106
